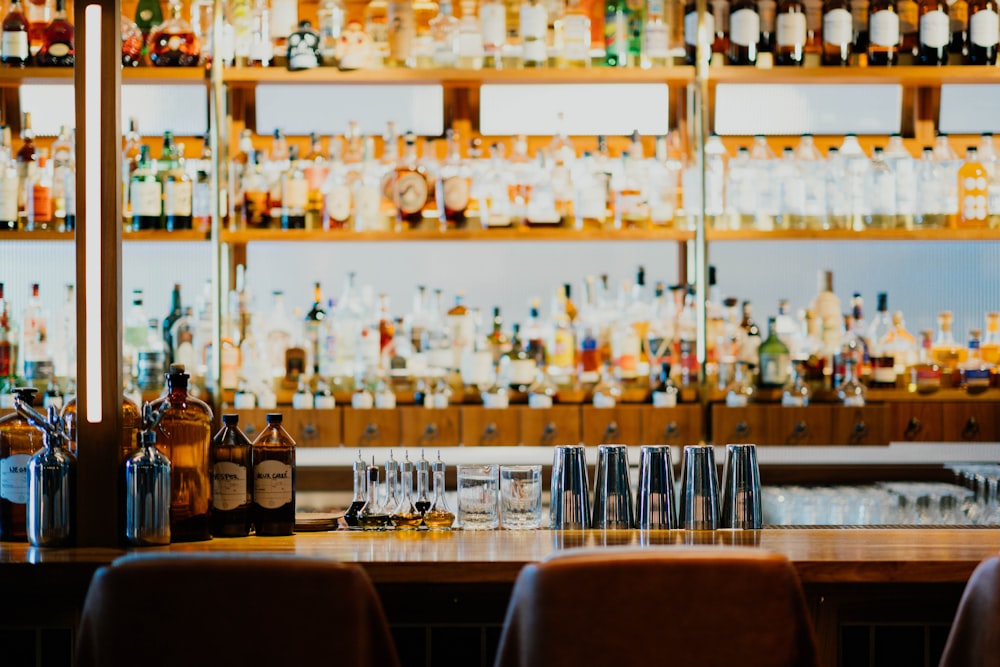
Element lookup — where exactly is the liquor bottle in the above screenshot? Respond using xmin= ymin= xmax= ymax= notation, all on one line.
xmin=210 ymin=414 xmax=252 ymax=537
xmin=247 ymin=0 xmax=272 ymax=66
xmin=135 ymin=0 xmax=164 ymax=43
xmin=914 ymin=145 xmax=947 ymax=228
xmin=422 ymin=453 xmax=454 ymax=529
xmin=865 ymin=147 xmax=897 ymax=228
xmin=122 ymin=14 xmax=144 ymax=66
xmin=908 ymin=329 xmax=941 ymax=393
xmin=642 ymin=0 xmax=670 ymax=66
xmin=251 ymin=413 xmax=296 ymax=535
xmin=150 ymin=364 xmax=213 ymax=542
xmin=20 ymin=282 xmax=52 ymax=384
xmin=25 ymin=155 xmax=53 ymax=231
xmin=520 ymin=0 xmax=547 ymax=66
xmin=809 ymin=269 xmax=843 ymax=356
xmin=781 ymin=362 xmax=811 ymax=406
xmin=436 ymin=129 xmax=470 ymax=229
xmin=164 ymin=144 xmax=193 ymax=231
xmin=35 ymin=0 xmax=72 ymax=66
xmin=837 ymin=357 xmax=866 ymax=406
xmin=898 ymin=0 xmax=919 ymax=52
xmin=684 ymin=0 xmax=716 ymax=65
xmin=949 ymin=0 xmax=968 ymax=55
xmin=867 ymin=0 xmax=900 ymax=64
xmin=149 ymin=0 xmax=202 ymax=66
xmin=775 ymin=0 xmax=807 ymax=63
xmin=191 ymin=139 xmax=211 ymax=232
xmin=0 ymin=284 xmax=13 ymax=379
xmin=136 ymin=318 xmax=167 ymax=392
xmin=392 ymin=132 xmax=432 ymax=230
xmin=0 ymin=150 xmax=18 ymax=231
xmin=2 ymin=0 xmax=31 ymax=67
xmin=50 ymin=126 xmax=72 ymax=231
xmin=725 ymin=360 xmax=755 ymax=406
xmin=304 ymin=282 xmax=326 ymax=376
xmin=959 ymin=330 xmax=993 ymax=394
xmin=270 ymin=0 xmax=298 ymax=65
xmin=759 ymin=0 xmax=777 ymax=51
xmin=318 ymin=0 xmax=346 ymax=62
xmin=958 ymin=146 xmax=989 ymax=227
xmin=967 ymin=0 xmax=998 ymax=63
xmin=852 ymin=0 xmax=870 ymax=51
xmin=562 ymin=0 xmax=592 ymax=66
xmin=161 ymin=284 xmax=183 ymax=366
xmin=758 ymin=317 xmax=791 ymax=389
xmin=502 ymin=323 xmax=537 ymax=394
xmin=130 ymin=146 xmax=162 ymax=230
xmin=728 ymin=0 xmax=760 ymax=63
xmin=429 ymin=0 xmax=459 ymax=66
xmin=0 ymin=387 xmax=43 ymax=541
xmin=982 ymin=312 xmax=1000 ymax=365
xmin=867 ymin=292 xmax=897 ymax=387
xmin=822 ymin=0 xmax=853 ymax=63
xmin=931 ymin=310 xmax=966 ymax=370
xmin=387 ymin=0 xmax=416 ymax=67
xmin=916 ymin=0 xmax=949 ymax=62
xmin=651 ymin=361 xmax=679 ymax=407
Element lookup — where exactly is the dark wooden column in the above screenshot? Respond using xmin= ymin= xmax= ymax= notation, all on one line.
xmin=73 ymin=0 xmax=122 ymax=547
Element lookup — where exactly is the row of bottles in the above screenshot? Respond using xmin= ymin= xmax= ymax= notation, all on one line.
xmin=0 ymin=0 xmax=74 ymax=67
xmin=344 ymin=449 xmax=455 ymax=530
xmin=0 ymin=115 xmax=76 ymax=233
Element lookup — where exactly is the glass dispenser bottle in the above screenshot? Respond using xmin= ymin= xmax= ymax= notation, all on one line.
xmin=358 ymin=461 xmax=391 ymax=530
xmin=423 ymin=452 xmax=455 ymax=530
xmin=344 ymin=450 xmax=367 ymax=528
xmin=415 ymin=449 xmax=431 ymax=515
xmin=391 ymin=455 xmax=423 ymax=529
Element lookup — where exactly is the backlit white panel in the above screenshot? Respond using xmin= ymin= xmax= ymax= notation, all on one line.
xmin=18 ymin=84 xmax=74 ymax=136
xmin=254 ymin=85 xmax=444 ymax=136
xmin=714 ymin=84 xmax=902 ymax=136
xmin=940 ymin=85 xmax=1000 ymax=135
xmin=479 ymin=84 xmax=670 ymax=136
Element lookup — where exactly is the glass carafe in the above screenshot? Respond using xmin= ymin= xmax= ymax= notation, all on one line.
xmin=423 ymin=452 xmax=454 ymax=530
xmin=391 ymin=456 xmax=422 ymax=529
xmin=358 ymin=462 xmax=392 ymax=530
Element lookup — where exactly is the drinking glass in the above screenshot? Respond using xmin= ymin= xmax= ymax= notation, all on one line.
xmin=457 ymin=464 xmax=499 ymax=530
xmin=500 ymin=465 xmax=543 ymax=529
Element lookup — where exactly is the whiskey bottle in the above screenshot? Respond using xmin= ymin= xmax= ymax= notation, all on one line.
xmin=958 ymin=146 xmax=989 ymax=227
xmin=150 ymin=364 xmax=213 ymax=542
xmin=931 ymin=311 xmax=966 ymax=370
xmin=908 ymin=329 xmax=941 ymax=393
xmin=251 ymin=413 xmax=295 ymax=535
xmin=210 ymin=414 xmax=252 ymax=537
xmin=25 ymin=155 xmax=53 ymax=231
xmin=130 ymin=146 xmax=162 ymax=230
xmin=0 ymin=387 xmax=43 ymax=541
xmin=821 ymin=0 xmax=853 ymax=64
xmin=164 ymin=144 xmax=194 ymax=231
xmin=968 ymin=0 xmax=999 ymax=62
xmin=387 ymin=0 xmax=416 ymax=66
xmin=436 ymin=129 xmax=470 ymax=230
xmin=35 ymin=0 xmax=72 ymax=66
xmin=757 ymin=317 xmax=791 ymax=389
xmin=504 ymin=323 xmax=538 ymax=394
xmin=867 ymin=0 xmax=900 ymax=64
xmin=2 ymin=0 xmax=30 ymax=67
xmin=149 ymin=0 xmax=202 ymax=66
xmin=392 ymin=132 xmax=431 ymax=230
xmin=279 ymin=146 xmax=308 ymax=229
xmin=775 ymin=0 xmax=807 ymax=63
xmin=729 ymin=0 xmax=761 ymax=63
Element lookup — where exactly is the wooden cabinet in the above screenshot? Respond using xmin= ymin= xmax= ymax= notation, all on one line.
xmin=829 ymin=406 xmax=891 ymax=446
xmin=399 ymin=406 xmax=460 ymax=447
xmin=580 ymin=405 xmax=642 ymax=446
xmin=941 ymin=402 xmax=999 ymax=442
xmin=283 ymin=408 xmax=341 ymax=447
xmin=767 ymin=406 xmax=833 ymax=446
xmin=890 ymin=403 xmax=944 ymax=442
xmin=231 ymin=408 xmax=271 ymax=441
xmin=460 ymin=407 xmax=520 ymax=446
xmin=520 ymin=406 xmax=582 ymax=446
xmin=640 ymin=405 xmax=702 ymax=445
xmin=711 ymin=405 xmax=768 ymax=446
xmin=342 ymin=408 xmax=401 ymax=448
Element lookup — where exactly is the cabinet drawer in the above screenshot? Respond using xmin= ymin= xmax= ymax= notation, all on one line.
xmin=640 ymin=405 xmax=702 ymax=445
xmin=342 ymin=408 xmax=401 ymax=448
xmin=941 ymin=402 xmax=999 ymax=442
xmin=520 ymin=406 xmax=582 ymax=446
xmin=830 ymin=405 xmax=891 ymax=446
xmin=460 ymin=407 xmax=520 ymax=446
xmin=710 ymin=405 xmax=768 ymax=446
xmin=399 ymin=406 xmax=460 ymax=448
xmin=228 ymin=408 xmax=271 ymax=441
xmin=580 ymin=405 xmax=642 ymax=446
xmin=890 ymin=403 xmax=944 ymax=442
xmin=284 ymin=408 xmax=341 ymax=447
xmin=768 ymin=406 xmax=832 ymax=446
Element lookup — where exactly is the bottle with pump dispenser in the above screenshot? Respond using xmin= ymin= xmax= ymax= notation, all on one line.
xmin=123 ymin=403 xmax=171 ymax=546
xmin=14 ymin=400 xmax=76 ymax=548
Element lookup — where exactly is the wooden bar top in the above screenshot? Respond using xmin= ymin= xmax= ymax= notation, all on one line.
xmin=3 ymin=529 xmax=999 ymax=585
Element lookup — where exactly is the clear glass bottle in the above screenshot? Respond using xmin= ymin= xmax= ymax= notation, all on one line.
xmin=344 ymin=451 xmax=367 ymax=528
xmin=837 ymin=357 xmax=867 ymax=406
xmin=591 ymin=361 xmax=622 ymax=408
xmin=150 ymin=364 xmax=213 ymax=541
xmin=908 ymin=328 xmax=942 ymax=393
xmin=725 ymin=360 xmax=756 ymax=407
xmin=781 ymin=361 xmax=812 ymax=406
xmin=391 ymin=456 xmax=423 ymax=529
xmin=250 ymin=412 xmax=296 ymax=535
xmin=422 ymin=452 xmax=454 ymax=529
xmin=358 ymin=462 xmax=392 ymax=530
xmin=959 ymin=329 xmax=993 ymax=394
xmin=210 ymin=414 xmax=253 ymax=537
xmin=148 ymin=0 xmax=202 ymax=66
xmin=527 ymin=367 xmax=557 ymax=408
xmin=865 ymin=146 xmax=898 ymax=228
xmin=651 ymin=361 xmax=679 ymax=407
xmin=981 ymin=312 xmax=1000 ymax=365
xmin=867 ymin=292 xmax=898 ymax=388
xmin=0 ymin=387 xmax=43 ymax=541
xmin=915 ymin=145 xmax=947 ymax=228
xmin=931 ymin=310 xmax=966 ymax=370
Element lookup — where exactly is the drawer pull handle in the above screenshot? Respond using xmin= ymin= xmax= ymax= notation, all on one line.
xmin=851 ymin=421 xmax=869 ymax=444
xmin=664 ymin=422 xmax=679 ymax=440
xmin=482 ymin=422 xmax=498 ymax=445
xmin=904 ymin=417 xmax=923 ymax=440
xmin=541 ymin=422 xmax=558 ymax=444
xmin=735 ymin=421 xmax=751 ymax=438
xmin=301 ymin=423 xmax=318 ymax=440
xmin=244 ymin=423 xmax=258 ymax=437
xmin=963 ymin=417 xmax=980 ymax=440
xmin=602 ymin=421 xmax=620 ymax=443
xmin=789 ymin=421 xmax=810 ymax=444
xmin=361 ymin=423 xmax=381 ymax=445
xmin=420 ymin=423 xmax=439 ymax=444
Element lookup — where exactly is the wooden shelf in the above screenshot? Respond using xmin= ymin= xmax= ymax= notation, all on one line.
xmin=220 ymin=227 xmax=694 ymax=243
xmin=123 ymin=230 xmax=209 ymax=242
xmin=0 ymin=66 xmax=208 ymax=87
xmin=707 ymin=228 xmax=1000 ymax=241
xmin=708 ymin=65 xmax=1000 ymax=86
xmin=0 ymin=230 xmax=73 ymax=240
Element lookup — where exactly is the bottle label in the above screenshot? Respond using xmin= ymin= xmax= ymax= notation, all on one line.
xmin=592 ymin=392 xmax=616 ymax=408
xmin=726 ymin=392 xmax=749 ymax=407
xmin=284 ymin=178 xmax=308 ymax=209
xmin=971 ymin=9 xmax=1000 ymax=47
xmin=873 ymin=365 xmax=897 ymax=383
xmin=528 ymin=393 xmax=553 ymax=409
xmin=254 ymin=459 xmax=293 ymax=509
xmin=0 ymin=454 xmax=30 ymax=504
xmin=965 ymin=368 xmax=991 ymax=387
xmin=777 ymin=11 xmax=807 ymax=46
xmin=1 ymin=32 xmax=28 ymax=60
xmin=759 ymin=352 xmax=790 ymax=385
xmin=480 ymin=3 xmax=507 ymax=47
xmin=550 ymin=329 xmax=575 ymax=368
xmin=326 ymin=184 xmax=352 ymax=223
xmin=314 ymin=394 xmax=336 ymax=409
xmin=213 ymin=461 xmax=248 ymax=511
xmin=781 ymin=394 xmax=805 ymax=407
xmin=459 ymin=28 xmax=485 ymax=57
xmin=482 ymin=392 xmax=509 ymax=409
xmin=375 ymin=391 xmax=396 ymax=409
xmin=645 ymin=22 xmax=670 ymax=55
xmin=730 ymin=8 xmax=760 ymax=47
xmin=442 ymin=175 xmax=470 ymax=212
xmin=562 ymin=14 xmax=590 ymax=60
xmin=843 ymin=395 xmax=865 ymax=407
xmin=164 ymin=180 xmax=193 ymax=216
xmin=351 ymin=392 xmax=374 ymax=409
xmin=0 ymin=176 xmax=17 ymax=222
xmin=31 ymin=184 xmax=52 ymax=222
xmin=47 ymin=42 xmax=72 ymax=58
xmin=233 ymin=392 xmax=257 ymax=409
xmin=919 ymin=9 xmax=950 ymax=47
xmin=508 ymin=358 xmax=537 ymax=385
xmin=684 ymin=11 xmax=716 ymax=46
xmin=131 ymin=180 xmax=162 ymax=217
xmin=395 ymin=171 xmax=429 ymax=214
xmin=870 ymin=10 xmax=900 ymax=46
xmin=521 ymin=3 xmax=548 ymax=62
xmin=652 ymin=390 xmax=677 ymax=408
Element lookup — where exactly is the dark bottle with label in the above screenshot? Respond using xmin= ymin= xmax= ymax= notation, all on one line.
xmin=967 ymin=0 xmax=999 ymax=64
xmin=150 ymin=364 xmax=213 ymax=542
xmin=867 ymin=0 xmax=901 ymax=64
xmin=775 ymin=0 xmax=808 ymax=63
xmin=917 ymin=0 xmax=951 ymax=63
xmin=0 ymin=387 xmax=43 ymax=541
xmin=251 ymin=413 xmax=296 ymax=536
xmin=728 ymin=0 xmax=761 ymax=63
xmin=211 ymin=414 xmax=253 ymax=537
xmin=163 ymin=283 xmax=183 ymax=365
xmin=1 ymin=0 xmax=31 ymax=68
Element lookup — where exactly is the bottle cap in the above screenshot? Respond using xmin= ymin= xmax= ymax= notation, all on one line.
xmin=11 ymin=387 xmax=39 ymax=404
xmin=265 ymin=413 xmax=283 ymax=424
xmin=223 ymin=414 xmax=239 ymax=426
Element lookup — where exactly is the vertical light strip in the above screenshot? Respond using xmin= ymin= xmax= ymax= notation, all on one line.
xmin=84 ymin=4 xmax=102 ymax=423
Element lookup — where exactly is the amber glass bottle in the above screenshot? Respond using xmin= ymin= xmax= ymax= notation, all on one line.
xmin=867 ymin=0 xmax=900 ymax=64
xmin=251 ymin=413 xmax=296 ymax=536
xmin=0 ymin=387 xmax=44 ymax=541
xmin=967 ymin=0 xmax=999 ymax=64
xmin=916 ymin=0 xmax=951 ymax=63
xmin=821 ymin=0 xmax=853 ymax=63
xmin=728 ymin=0 xmax=761 ymax=63
xmin=210 ymin=414 xmax=253 ymax=537
xmin=150 ymin=364 xmax=213 ymax=542
xmin=775 ymin=0 xmax=808 ymax=63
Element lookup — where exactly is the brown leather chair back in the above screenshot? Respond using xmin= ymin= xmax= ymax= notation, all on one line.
xmin=494 ymin=547 xmax=820 ymax=667
xmin=75 ymin=553 xmax=400 ymax=667
xmin=939 ymin=555 xmax=1000 ymax=667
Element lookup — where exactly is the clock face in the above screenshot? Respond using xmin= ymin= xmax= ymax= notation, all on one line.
xmin=395 ymin=171 xmax=429 ymax=214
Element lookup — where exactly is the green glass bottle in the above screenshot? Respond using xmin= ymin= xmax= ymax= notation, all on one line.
xmin=134 ymin=0 xmax=164 ymax=44
xmin=605 ymin=0 xmax=643 ymax=65
xmin=758 ymin=316 xmax=791 ymax=389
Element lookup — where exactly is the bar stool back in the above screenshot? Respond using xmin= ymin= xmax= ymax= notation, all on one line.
xmin=494 ymin=547 xmax=819 ymax=667
xmin=75 ymin=553 xmax=400 ymax=667
xmin=939 ymin=555 xmax=1000 ymax=667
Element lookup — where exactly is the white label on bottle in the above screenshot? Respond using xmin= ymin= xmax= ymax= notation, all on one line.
xmin=823 ymin=8 xmax=853 ymax=45
xmin=254 ymin=459 xmax=293 ymax=509
xmin=0 ymin=454 xmax=30 ymax=504
xmin=284 ymin=178 xmax=308 ymax=209
xmin=395 ymin=172 xmax=429 ymax=214
xmin=760 ymin=352 xmax=791 ymax=385
xmin=971 ymin=9 xmax=1000 ymax=47
xmin=777 ymin=12 xmax=807 ymax=46
xmin=271 ymin=0 xmax=299 ymax=38
xmin=0 ymin=176 xmax=17 ymax=222
xmin=375 ymin=391 xmax=396 ymax=409
xmin=480 ymin=3 xmax=506 ymax=46
xmin=873 ymin=366 xmax=897 ymax=383
xmin=458 ymin=30 xmax=485 ymax=57
xmin=442 ymin=176 xmax=470 ymax=212
xmin=870 ymin=10 xmax=900 ymax=46
xmin=482 ymin=392 xmax=509 ymax=409
xmin=645 ymin=22 xmax=670 ymax=55
xmin=164 ymin=181 xmax=193 ymax=216
xmin=920 ymin=10 xmax=950 ymax=47
xmin=521 ymin=3 xmax=548 ymax=62
xmin=131 ymin=180 xmax=162 ymax=217
xmin=726 ymin=392 xmax=749 ymax=408
xmin=192 ymin=182 xmax=211 ymax=219
xmin=781 ymin=394 xmax=806 ymax=407
xmin=326 ymin=184 xmax=352 ymax=222
xmin=730 ymin=8 xmax=760 ymax=47
xmin=351 ymin=392 xmax=374 ymax=409
xmin=843 ymin=395 xmax=866 ymax=407
xmin=314 ymin=394 xmax=336 ymax=409
xmin=213 ymin=461 xmax=248 ymax=511
xmin=233 ymin=392 xmax=257 ymax=409
xmin=508 ymin=359 xmax=537 ymax=385
xmin=528 ymin=393 xmax=553 ymax=409
xmin=685 ymin=11 xmax=716 ymax=46
xmin=652 ymin=390 xmax=678 ymax=408
xmin=592 ymin=392 xmax=617 ymax=408
xmin=292 ymin=392 xmax=313 ymax=409
xmin=562 ymin=14 xmax=590 ymax=60
xmin=2 ymin=31 xmax=28 ymax=59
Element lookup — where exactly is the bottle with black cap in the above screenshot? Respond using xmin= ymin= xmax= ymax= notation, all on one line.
xmin=210 ymin=413 xmax=253 ymax=537
xmin=251 ymin=413 xmax=296 ymax=535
